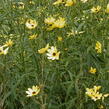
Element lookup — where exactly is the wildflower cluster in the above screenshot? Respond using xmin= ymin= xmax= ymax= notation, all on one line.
xmin=1 ymin=0 xmax=109 ymax=109
xmin=44 ymin=17 xmax=66 ymax=31
xmin=86 ymin=86 xmax=109 ymax=101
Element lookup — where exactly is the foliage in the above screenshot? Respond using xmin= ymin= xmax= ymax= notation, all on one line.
xmin=0 ymin=0 xmax=109 ymax=109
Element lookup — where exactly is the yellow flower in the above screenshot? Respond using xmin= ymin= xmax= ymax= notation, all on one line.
xmin=65 ymin=0 xmax=76 ymax=7
xmin=93 ymin=86 xmax=101 ymax=91
xmin=95 ymin=41 xmax=102 ymax=53
xmin=29 ymin=34 xmax=38 ymax=40
xmin=18 ymin=2 xmax=25 ymax=9
xmin=0 ymin=46 xmax=9 ymax=55
xmin=26 ymin=85 xmax=40 ymax=97
xmin=102 ymin=93 xmax=109 ymax=101
xmin=86 ymin=86 xmax=109 ymax=102
xmin=91 ymin=6 xmax=101 ymax=13
xmin=89 ymin=67 xmax=96 ymax=74
xmin=99 ymin=105 xmax=104 ymax=109
xmin=12 ymin=4 xmax=16 ymax=8
xmin=64 ymin=48 xmax=68 ymax=51
xmin=46 ymin=46 xmax=60 ymax=60
xmin=81 ymin=0 xmax=88 ymax=3
xmin=29 ymin=1 xmax=35 ymax=5
xmin=52 ymin=17 xmax=66 ymax=29
xmin=44 ymin=17 xmax=56 ymax=25
xmin=46 ymin=17 xmax=66 ymax=31
xmin=106 ymin=4 xmax=109 ymax=13
xmin=4 ymin=39 xmax=13 ymax=47
xmin=53 ymin=0 xmax=63 ymax=5
xmin=57 ymin=36 xmax=63 ymax=41
xmin=86 ymin=86 xmax=102 ymax=101
xmin=38 ymin=44 xmax=49 ymax=54
xmin=25 ymin=19 xmax=38 ymax=29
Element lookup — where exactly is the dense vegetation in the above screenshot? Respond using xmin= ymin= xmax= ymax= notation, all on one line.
xmin=0 ymin=0 xmax=109 ymax=109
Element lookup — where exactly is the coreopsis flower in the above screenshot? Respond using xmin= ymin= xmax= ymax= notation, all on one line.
xmin=95 ymin=41 xmax=102 ymax=53
xmin=0 ymin=46 xmax=9 ymax=55
xmin=102 ymin=93 xmax=109 ymax=101
xmin=12 ymin=4 xmax=16 ymax=8
xmin=26 ymin=85 xmax=40 ymax=97
xmin=25 ymin=19 xmax=38 ymax=29
xmin=18 ymin=2 xmax=25 ymax=9
xmin=91 ymin=6 xmax=101 ymax=13
xmin=4 ymin=39 xmax=13 ymax=47
xmin=86 ymin=86 xmax=102 ymax=101
xmin=81 ymin=0 xmax=88 ymax=3
xmin=29 ymin=34 xmax=38 ymax=40
xmin=98 ymin=105 xmax=104 ymax=109
xmin=29 ymin=0 xmax=35 ymax=5
xmin=86 ymin=86 xmax=109 ymax=101
xmin=46 ymin=17 xmax=66 ymax=30
xmin=106 ymin=4 xmax=109 ymax=13
xmin=53 ymin=17 xmax=66 ymax=28
xmin=89 ymin=67 xmax=96 ymax=74
xmin=53 ymin=0 xmax=63 ymax=5
xmin=65 ymin=0 xmax=76 ymax=7
xmin=46 ymin=46 xmax=60 ymax=60
xmin=38 ymin=44 xmax=49 ymax=54
xmin=64 ymin=48 xmax=68 ymax=51
xmin=44 ymin=17 xmax=56 ymax=25
xmin=57 ymin=36 xmax=63 ymax=41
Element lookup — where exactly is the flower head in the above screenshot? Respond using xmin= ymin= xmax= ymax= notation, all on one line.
xmin=46 ymin=46 xmax=60 ymax=60
xmin=86 ymin=86 xmax=109 ymax=101
xmin=44 ymin=17 xmax=56 ymax=25
xmin=29 ymin=34 xmax=38 ymax=40
xmin=52 ymin=17 xmax=66 ymax=29
xmin=98 ymin=105 xmax=104 ymax=109
xmin=95 ymin=41 xmax=102 ymax=53
xmin=29 ymin=1 xmax=35 ymax=5
xmin=38 ymin=44 xmax=49 ymax=54
xmin=25 ymin=19 xmax=38 ymax=29
xmin=89 ymin=67 xmax=96 ymax=74
xmin=18 ymin=2 xmax=25 ymax=9
xmin=0 ymin=46 xmax=9 ymax=55
xmin=106 ymin=3 xmax=109 ymax=13
xmin=81 ymin=0 xmax=88 ymax=3
xmin=26 ymin=85 xmax=40 ymax=97
xmin=53 ymin=0 xmax=63 ymax=5
xmin=57 ymin=36 xmax=63 ymax=41
xmin=4 ymin=39 xmax=13 ymax=47
xmin=102 ymin=93 xmax=109 ymax=101
xmin=86 ymin=86 xmax=102 ymax=101
xmin=65 ymin=0 xmax=76 ymax=7
xmin=45 ymin=17 xmax=66 ymax=31
xmin=91 ymin=6 xmax=101 ymax=13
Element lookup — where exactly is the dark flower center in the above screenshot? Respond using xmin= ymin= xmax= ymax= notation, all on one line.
xmin=32 ymin=91 xmax=36 ymax=94
xmin=53 ymin=53 xmax=56 ymax=56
